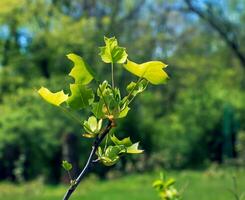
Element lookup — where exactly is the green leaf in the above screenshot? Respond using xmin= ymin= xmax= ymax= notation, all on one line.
xmin=96 ymin=146 xmax=120 ymax=166
xmin=165 ymin=178 xmax=176 ymax=187
xmin=111 ymin=135 xmax=133 ymax=147
xmin=97 ymin=80 xmax=109 ymax=97
xmin=124 ymin=59 xmax=169 ymax=85
xmin=67 ymin=53 xmax=94 ymax=84
xmin=67 ymin=84 xmax=94 ymax=109
xmin=152 ymin=180 xmax=164 ymax=190
xmin=62 ymin=160 xmax=72 ymax=171
xmin=99 ymin=36 xmax=128 ymax=64
xmin=38 ymin=87 xmax=68 ymax=106
xmin=87 ymin=116 xmax=98 ymax=132
xmin=126 ymin=142 xmax=144 ymax=154
xmin=83 ymin=116 xmax=103 ymax=138
xmin=126 ymin=79 xmax=148 ymax=97
xmin=92 ymin=100 xmax=106 ymax=119
xmin=118 ymin=106 xmax=130 ymax=118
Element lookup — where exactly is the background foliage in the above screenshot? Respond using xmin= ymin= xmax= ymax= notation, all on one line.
xmin=0 ymin=0 xmax=245 ymax=183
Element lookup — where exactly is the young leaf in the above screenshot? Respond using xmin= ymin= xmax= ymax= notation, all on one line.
xmin=67 ymin=53 xmax=94 ymax=84
xmin=153 ymin=180 xmax=164 ymax=190
xmin=97 ymin=80 xmax=109 ymax=97
xmin=118 ymin=106 xmax=130 ymax=118
xmin=99 ymin=36 xmax=128 ymax=64
xmin=87 ymin=116 xmax=98 ymax=132
xmin=38 ymin=87 xmax=68 ymax=106
xmin=62 ymin=160 xmax=72 ymax=171
xmin=126 ymin=142 xmax=144 ymax=154
xmin=83 ymin=116 xmax=103 ymax=138
xmin=165 ymin=178 xmax=176 ymax=187
xmin=97 ymin=146 xmax=121 ymax=166
xmin=124 ymin=59 xmax=169 ymax=85
xmin=126 ymin=79 xmax=148 ymax=97
xmin=67 ymin=84 xmax=94 ymax=109
xmin=92 ymin=100 xmax=106 ymax=119
xmin=111 ymin=135 xmax=132 ymax=147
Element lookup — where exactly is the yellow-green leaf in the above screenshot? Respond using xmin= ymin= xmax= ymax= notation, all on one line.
xmin=126 ymin=142 xmax=144 ymax=154
xmin=99 ymin=36 xmax=128 ymax=64
xmin=38 ymin=87 xmax=68 ymax=106
xmin=67 ymin=84 xmax=94 ymax=109
xmin=67 ymin=53 xmax=94 ymax=85
xmin=111 ymin=135 xmax=132 ymax=147
xmin=124 ymin=59 xmax=169 ymax=85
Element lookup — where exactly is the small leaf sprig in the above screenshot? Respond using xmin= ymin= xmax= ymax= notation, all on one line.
xmin=153 ymin=173 xmax=181 ymax=200
xmin=38 ymin=36 xmax=169 ymax=200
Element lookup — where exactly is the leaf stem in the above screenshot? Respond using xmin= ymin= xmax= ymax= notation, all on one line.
xmin=122 ymin=77 xmax=143 ymax=105
xmin=62 ymin=120 xmax=113 ymax=200
xmin=111 ymin=62 xmax=115 ymax=89
xmin=59 ymin=106 xmax=81 ymax=125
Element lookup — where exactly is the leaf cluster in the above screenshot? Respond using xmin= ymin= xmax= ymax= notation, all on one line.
xmin=38 ymin=36 xmax=168 ymax=168
xmin=153 ymin=173 xmax=181 ymax=200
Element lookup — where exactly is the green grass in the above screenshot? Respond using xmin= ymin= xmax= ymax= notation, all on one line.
xmin=1 ymin=168 xmax=245 ymax=200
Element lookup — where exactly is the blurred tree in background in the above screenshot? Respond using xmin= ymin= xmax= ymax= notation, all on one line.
xmin=0 ymin=0 xmax=244 ymax=182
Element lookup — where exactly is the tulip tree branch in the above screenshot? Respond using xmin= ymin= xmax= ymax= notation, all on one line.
xmin=62 ymin=120 xmax=113 ymax=200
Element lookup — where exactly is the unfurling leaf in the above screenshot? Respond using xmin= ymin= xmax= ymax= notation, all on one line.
xmin=111 ymin=135 xmax=132 ymax=147
xmin=124 ymin=59 xmax=169 ymax=85
xmin=111 ymin=135 xmax=143 ymax=154
xmin=126 ymin=79 xmax=148 ymax=97
xmin=126 ymin=142 xmax=144 ymax=154
xmin=38 ymin=87 xmax=68 ymax=106
xmin=153 ymin=174 xmax=180 ymax=200
xmin=92 ymin=99 xmax=106 ymax=119
xmin=67 ymin=84 xmax=94 ymax=109
xmin=99 ymin=36 xmax=128 ymax=64
xmin=67 ymin=53 xmax=94 ymax=84
xmin=97 ymin=80 xmax=109 ymax=97
xmin=62 ymin=160 xmax=72 ymax=171
xmin=83 ymin=116 xmax=103 ymax=138
xmin=96 ymin=146 xmax=120 ymax=166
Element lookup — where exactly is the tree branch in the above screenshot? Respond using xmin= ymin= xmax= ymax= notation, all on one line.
xmin=62 ymin=120 xmax=113 ymax=200
xmin=184 ymin=0 xmax=245 ymax=68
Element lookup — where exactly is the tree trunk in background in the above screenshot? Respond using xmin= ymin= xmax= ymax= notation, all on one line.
xmin=61 ymin=132 xmax=79 ymax=184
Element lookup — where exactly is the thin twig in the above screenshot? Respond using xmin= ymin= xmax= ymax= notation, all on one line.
xmin=62 ymin=120 xmax=113 ymax=200
xmin=59 ymin=106 xmax=81 ymax=125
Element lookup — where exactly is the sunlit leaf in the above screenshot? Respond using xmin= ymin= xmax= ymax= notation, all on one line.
xmin=96 ymin=146 xmax=120 ymax=166
xmin=38 ymin=87 xmax=68 ymax=106
xmin=67 ymin=53 xmax=94 ymax=84
xmin=118 ymin=106 xmax=130 ymax=118
xmin=83 ymin=116 xmax=102 ymax=138
xmin=124 ymin=59 xmax=169 ymax=85
xmin=152 ymin=180 xmax=164 ymax=190
xmin=111 ymin=135 xmax=132 ymax=147
xmin=67 ymin=84 xmax=94 ymax=109
xmin=99 ymin=36 xmax=128 ymax=64
xmin=126 ymin=142 xmax=144 ymax=154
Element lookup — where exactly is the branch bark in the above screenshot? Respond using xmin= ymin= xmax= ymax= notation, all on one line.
xmin=62 ymin=120 xmax=113 ymax=200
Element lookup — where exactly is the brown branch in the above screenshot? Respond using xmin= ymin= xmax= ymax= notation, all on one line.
xmin=62 ymin=120 xmax=113 ymax=200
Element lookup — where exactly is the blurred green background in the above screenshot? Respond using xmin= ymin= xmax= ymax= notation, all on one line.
xmin=0 ymin=0 xmax=245 ymax=199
